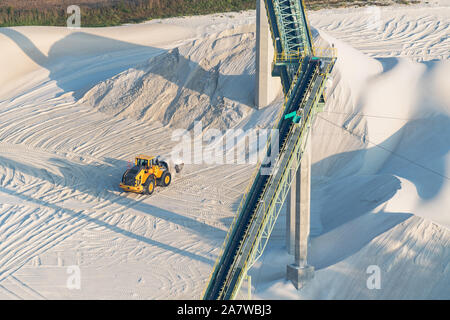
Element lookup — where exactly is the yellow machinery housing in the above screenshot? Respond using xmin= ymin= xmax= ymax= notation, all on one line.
xmin=119 ymin=155 xmax=172 ymax=195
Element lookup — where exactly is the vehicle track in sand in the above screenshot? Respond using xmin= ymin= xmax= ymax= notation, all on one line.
xmin=310 ymin=7 xmax=450 ymax=60
xmin=1 ymin=4 xmax=447 ymax=299
xmin=0 ymin=88 xmax=249 ymax=298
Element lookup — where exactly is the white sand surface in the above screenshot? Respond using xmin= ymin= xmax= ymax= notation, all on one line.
xmin=0 ymin=2 xmax=448 ymax=299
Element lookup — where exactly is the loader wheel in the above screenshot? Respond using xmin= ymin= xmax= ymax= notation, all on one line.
xmin=122 ymin=169 xmax=130 ymax=183
xmin=159 ymin=161 xmax=169 ymax=170
xmin=161 ymin=171 xmax=171 ymax=187
xmin=144 ymin=177 xmax=156 ymax=195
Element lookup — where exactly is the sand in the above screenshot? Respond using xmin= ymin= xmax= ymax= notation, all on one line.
xmin=0 ymin=2 xmax=448 ymax=299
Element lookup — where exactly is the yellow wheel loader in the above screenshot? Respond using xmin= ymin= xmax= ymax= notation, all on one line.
xmin=119 ymin=155 xmax=173 ymax=195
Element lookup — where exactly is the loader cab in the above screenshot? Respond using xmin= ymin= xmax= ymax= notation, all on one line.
xmin=136 ymin=158 xmax=148 ymax=167
xmin=135 ymin=155 xmax=155 ymax=169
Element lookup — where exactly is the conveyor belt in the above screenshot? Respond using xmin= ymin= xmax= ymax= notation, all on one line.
xmin=203 ymin=0 xmax=336 ymax=300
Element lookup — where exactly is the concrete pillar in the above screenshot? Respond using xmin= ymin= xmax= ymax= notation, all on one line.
xmin=256 ymin=0 xmax=282 ymax=109
xmin=287 ymin=133 xmax=314 ymax=290
xmin=286 ymin=162 xmax=299 ymax=255
xmin=297 ymin=132 xmax=311 ymax=268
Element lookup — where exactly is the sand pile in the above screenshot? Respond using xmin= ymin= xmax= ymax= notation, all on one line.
xmin=82 ymin=26 xmax=257 ymax=130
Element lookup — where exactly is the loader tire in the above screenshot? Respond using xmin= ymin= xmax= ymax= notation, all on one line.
xmin=161 ymin=171 xmax=171 ymax=187
xmin=122 ymin=169 xmax=130 ymax=183
xmin=159 ymin=161 xmax=169 ymax=170
xmin=144 ymin=176 xmax=156 ymax=195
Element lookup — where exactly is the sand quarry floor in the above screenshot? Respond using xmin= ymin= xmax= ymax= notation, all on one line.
xmin=0 ymin=2 xmax=449 ymax=299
